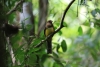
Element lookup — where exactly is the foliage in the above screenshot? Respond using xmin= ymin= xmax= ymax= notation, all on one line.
xmin=1 ymin=0 xmax=100 ymax=67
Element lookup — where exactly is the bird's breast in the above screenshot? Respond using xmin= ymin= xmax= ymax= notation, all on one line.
xmin=45 ymin=27 xmax=54 ymax=36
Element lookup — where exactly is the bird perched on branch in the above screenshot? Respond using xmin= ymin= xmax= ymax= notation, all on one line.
xmin=44 ymin=20 xmax=55 ymax=54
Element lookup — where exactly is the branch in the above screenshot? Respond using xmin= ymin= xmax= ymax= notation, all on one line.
xmin=6 ymin=0 xmax=24 ymax=15
xmin=34 ymin=0 xmax=75 ymax=48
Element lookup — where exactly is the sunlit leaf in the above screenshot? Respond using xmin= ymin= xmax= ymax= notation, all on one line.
xmin=78 ymin=26 xmax=83 ymax=35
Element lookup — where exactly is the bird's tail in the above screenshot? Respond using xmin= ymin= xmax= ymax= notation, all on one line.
xmin=47 ymin=38 xmax=52 ymax=54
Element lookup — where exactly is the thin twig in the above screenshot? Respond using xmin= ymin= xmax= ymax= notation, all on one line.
xmin=34 ymin=0 xmax=75 ymax=48
xmin=6 ymin=0 xmax=24 ymax=15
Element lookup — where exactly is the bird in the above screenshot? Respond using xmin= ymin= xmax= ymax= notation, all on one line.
xmin=44 ymin=20 xmax=55 ymax=54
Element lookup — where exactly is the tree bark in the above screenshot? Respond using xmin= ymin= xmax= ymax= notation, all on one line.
xmin=0 ymin=28 xmax=7 ymax=67
xmin=37 ymin=0 xmax=48 ymax=36
xmin=0 ymin=2 xmax=8 ymax=67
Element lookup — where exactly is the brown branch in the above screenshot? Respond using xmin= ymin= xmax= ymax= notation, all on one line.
xmin=34 ymin=0 xmax=75 ymax=48
xmin=6 ymin=0 xmax=24 ymax=15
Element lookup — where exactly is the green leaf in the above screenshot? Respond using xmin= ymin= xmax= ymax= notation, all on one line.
xmin=41 ymin=54 xmax=48 ymax=63
xmin=28 ymin=54 xmax=37 ymax=66
xmin=65 ymin=64 xmax=71 ymax=67
xmin=61 ymin=40 xmax=67 ymax=52
xmin=53 ymin=62 xmax=63 ymax=67
xmin=26 ymin=24 xmax=33 ymax=31
xmin=78 ymin=26 xmax=83 ymax=35
xmin=80 ymin=0 xmax=87 ymax=5
xmin=56 ymin=44 xmax=60 ymax=53
xmin=63 ymin=22 xmax=68 ymax=27
xmin=8 ymin=13 xmax=15 ymax=23
xmin=58 ymin=31 xmax=62 ymax=35
xmin=53 ymin=52 xmax=59 ymax=58
xmin=90 ymin=49 xmax=98 ymax=60
xmin=28 ymin=47 xmax=41 ymax=55
xmin=31 ymin=38 xmax=43 ymax=47
xmin=91 ymin=9 xmax=100 ymax=17
xmin=15 ymin=49 xmax=24 ymax=64
xmin=80 ymin=0 xmax=84 ymax=4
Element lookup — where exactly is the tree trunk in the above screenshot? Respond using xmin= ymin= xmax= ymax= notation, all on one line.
xmin=0 ymin=28 xmax=7 ymax=67
xmin=0 ymin=1 xmax=8 ymax=67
